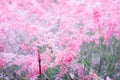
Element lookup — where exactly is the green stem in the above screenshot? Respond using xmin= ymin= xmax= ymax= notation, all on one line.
xmin=98 ymin=39 xmax=103 ymax=74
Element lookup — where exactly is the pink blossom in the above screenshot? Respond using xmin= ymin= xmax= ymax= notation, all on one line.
xmin=0 ymin=58 xmax=4 ymax=68
xmin=0 ymin=0 xmax=119 ymax=79
xmin=78 ymin=66 xmax=85 ymax=79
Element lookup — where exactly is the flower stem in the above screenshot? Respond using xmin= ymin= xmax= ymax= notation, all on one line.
xmin=38 ymin=51 xmax=42 ymax=80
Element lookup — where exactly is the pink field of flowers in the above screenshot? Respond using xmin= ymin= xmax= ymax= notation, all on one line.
xmin=0 ymin=0 xmax=120 ymax=80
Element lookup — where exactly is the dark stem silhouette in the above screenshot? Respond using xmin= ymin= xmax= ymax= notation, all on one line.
xmin=38 ymin=51 xmax=42 ymax=80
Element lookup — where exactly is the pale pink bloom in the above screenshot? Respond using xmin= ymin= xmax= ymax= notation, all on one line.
xmin=78 ymin=66 xmax=85 ymax=79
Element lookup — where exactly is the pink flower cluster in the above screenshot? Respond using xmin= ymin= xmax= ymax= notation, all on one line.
xmin=0 ymin=0 xmax=119 ymax=79
xmin=0 ymin=58 xmax=3 ymax=68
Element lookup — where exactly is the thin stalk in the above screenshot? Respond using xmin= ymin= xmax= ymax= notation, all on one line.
xmin=97 ymin=26 xmax=104 ymax=74
xmin=98 ymin=39 xmax=103 ymax=74
xmin=38 ymin=52 xmax=42 ymax=80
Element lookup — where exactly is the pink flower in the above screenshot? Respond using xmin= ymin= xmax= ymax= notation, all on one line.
xmin=62 ymin=50 xmax=74 ymax=64
xmin=0 ymin=58 xmax=4 ymax=68
xmin=20 ymin=42 xmax=30 ymax=52
xmin=78 ymin=66 xmax=85 ymax=79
